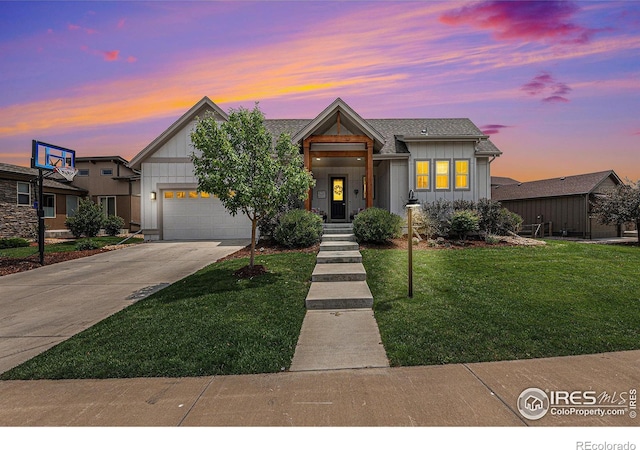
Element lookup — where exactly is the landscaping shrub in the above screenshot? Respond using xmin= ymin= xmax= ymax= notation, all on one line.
xmin=258 ymin=197 xmax=305 ymax=242
xmin=274 ymin=209 xmax=323 ymax=248
xmin=65 ymin=198 xmax=103 ymax=238
xmin=75 ymin=239 xmax=100 ymax=251
xmin=498 ymin=208 xmax=523 ymax=234
xmin=450 ymin=209 xmax=480 ymax=241
xmin=422 ymin=199 xmax=454 ymax=237
xmin=0 ymin=237 xmax=30 ymax=249
xmin=103 ymin=215 xmax=125 ymax=236
xmin=352 ymin=207 xmax=402 ymax=243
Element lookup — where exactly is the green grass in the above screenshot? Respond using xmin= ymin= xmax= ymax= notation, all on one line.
xmin=364 ymin=241 xmax=640 ymax=366
xmin=1 ymin=252 xmax=314 ymax=380
xmin=0 ymin=236 xmax=143 ymax=258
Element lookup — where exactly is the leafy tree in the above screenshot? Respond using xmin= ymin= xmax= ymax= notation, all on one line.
xmin=191 ymin=104 xmax=315 ymax=267
xmin=591 ymin=179 xmax=640 ymax=245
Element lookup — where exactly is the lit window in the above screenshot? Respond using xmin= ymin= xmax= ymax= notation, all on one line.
xmin=416 ymin=161 xmax=429 ymax=190
xmin=189 ymin=191 xmax=198 ymax=199
xmin=435 ymin=160 xmax=449 ymax=189
xmin=164 ymin=191 xmax=174 ymax=199
xmin=200 ymin=192 xmax=210 ymax=198
xmin=176 ymin=191 xmax=186 ymax=199
xmin=17 ymin=182 xmax=31 ymax=205
xmin=455 ymin=160 xmax=469 ymax=189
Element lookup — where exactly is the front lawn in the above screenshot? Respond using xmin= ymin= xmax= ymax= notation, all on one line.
xmin=0 ymin=236 xmax=143 ymax=258
xmin=1 ymin=252 xmax=314 ymax=379
xmin=364 ymin=241 xmax=640 ymax=366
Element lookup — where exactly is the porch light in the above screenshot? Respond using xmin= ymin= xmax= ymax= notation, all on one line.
xmin=315 ymin=158 xmax=321 ymax=161
xmin=150 ymin=191 xmax=157 ymax=200
xmin=406 ymin=190 xmax=420 ymax=298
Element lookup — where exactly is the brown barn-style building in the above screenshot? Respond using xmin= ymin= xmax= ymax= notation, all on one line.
xmin=492 ymin=170 xmax=623 ymax=239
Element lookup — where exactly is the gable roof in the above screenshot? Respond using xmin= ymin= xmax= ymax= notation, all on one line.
xmin=492 ymin=170 xmax=621 ymax=201
xmin=0 ymin=162 xmax=86 ymax=192
xmin=129 ymin=96 xmax=227 ymax=170
xmin=290 ymin=98 xmax=386 ymax=149
xmin=491 ymin=176 xmax=520 ymax=186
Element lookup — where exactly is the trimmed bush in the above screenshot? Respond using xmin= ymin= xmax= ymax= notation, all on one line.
xmin=352 ymin=207 xmax=402 ymax=243
xmin=0 ymin=237 xmax=30 ymax=249
xmin=75 ymin=239 xmax=100 ymax=251
xmin=422 ymin=199 xmax=453 ymax=237
xmin=103 ymin=215 xmax=125 ymax=236
xmin=450 ymin=209 xmax=480 ymax=241
xmin=274 ymin=209 xmax=323 ymax=248
xmin=65 ymin=198 xmax=103 ymax=238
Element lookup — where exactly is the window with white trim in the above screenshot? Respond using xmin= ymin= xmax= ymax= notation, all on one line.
xmin=99 ymin=196 xmax=116 ymax=216
xmin=17 ymin=182 xmax=31 ymax=206
xmin=43 ymin=194 xmax=55 ymax=218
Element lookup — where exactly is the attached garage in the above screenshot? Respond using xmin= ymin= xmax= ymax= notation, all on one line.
xmin=161 ymin=189 xmax=250 ymax=240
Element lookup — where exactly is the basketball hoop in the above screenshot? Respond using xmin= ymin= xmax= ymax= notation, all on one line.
xmin=55 ymin=166 xmax=79 ymax=182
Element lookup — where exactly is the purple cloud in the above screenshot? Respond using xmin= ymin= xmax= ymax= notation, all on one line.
xmin=522 ymin=72 xmax=572 ymax=103
xmin=481 ymin=124 xmax=511 ymax=135
xmin=440 ymin=1 xmax=598 ymax=45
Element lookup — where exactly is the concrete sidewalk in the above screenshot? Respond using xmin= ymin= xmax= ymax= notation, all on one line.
xmin=0 ymin=350 xmax=637 ymax=426
xmin=0 ymin=240 xmax=248 ymax=374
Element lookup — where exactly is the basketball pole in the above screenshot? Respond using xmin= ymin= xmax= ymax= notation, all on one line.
xmin=38 ymin=168 xmax=45 ymax=266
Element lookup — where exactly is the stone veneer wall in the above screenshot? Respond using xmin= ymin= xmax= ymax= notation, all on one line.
xmin=0 ymin=179 xmax=38 ymax=239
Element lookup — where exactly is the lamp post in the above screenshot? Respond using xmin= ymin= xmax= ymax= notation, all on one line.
xmin=406 ymin=190 xmax=420 ymax=298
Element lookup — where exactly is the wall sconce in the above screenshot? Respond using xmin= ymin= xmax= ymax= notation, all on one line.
xmin=354 ymin=189 xmax=359 ymax=197
xmin=150 ymin=191 xmax=157 ymax=200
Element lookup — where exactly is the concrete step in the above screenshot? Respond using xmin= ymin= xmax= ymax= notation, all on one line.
xmin=305 ymin=281 xmax=373 ymax=309
xmin=323 ymin=224 xmax=353 ymax=235
xmin=319 ymin=241 xmax=359 ymax=252
xmin=321 ymin=233 xmax=356 ymax=242
xmin=316 ymin=250 xmax=362 ymax=264
xmin=312 ymin=263 xmax=367 ymax=282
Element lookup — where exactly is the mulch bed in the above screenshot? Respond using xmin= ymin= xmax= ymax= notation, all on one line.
xmin=0 ymin=249 xmax=109 ymax=277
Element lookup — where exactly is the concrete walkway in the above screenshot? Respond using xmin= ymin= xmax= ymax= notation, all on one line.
xmin=0 ymin=350 xmax=637 ymax=426
xmin=0 ymin=240 xmax=248 ymax=374
xmin=290 ymin=224 xmax=388 ymax=371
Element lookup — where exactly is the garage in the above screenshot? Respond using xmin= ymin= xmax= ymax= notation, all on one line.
xmin=162 ymin=189 xmax=251 ymax=240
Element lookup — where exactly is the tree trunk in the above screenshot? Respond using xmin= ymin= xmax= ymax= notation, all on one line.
xmin=250 ymin=217 xmax=257 ymax=267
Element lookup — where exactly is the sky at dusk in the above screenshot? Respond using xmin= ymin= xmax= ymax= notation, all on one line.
xmin=1 ymin=0 xmax=639 ymax=182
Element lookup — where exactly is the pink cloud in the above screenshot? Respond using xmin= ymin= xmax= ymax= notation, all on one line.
xmin=117 ymin=18 xmax=126 ymax=29
xmin=68 ymin=24 xmax=81 ymax=31
xmin=102 ymin=50 xmax=120 ymax=62
xmin=127 ymin=56 xmax=138 ymax=63
xmin=68 ymin=23 xmax=98 ymax=34
xmin=440 ymin=1 xmax=598 ymax=44
xmin=522 ymin=72 xmax=571 ymax=103
xmin=481 ymin=124 xmax=511 ymax=135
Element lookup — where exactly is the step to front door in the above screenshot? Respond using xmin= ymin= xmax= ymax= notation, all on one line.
xmin=316 ymin=250 xmax=362 ymax=264
xmin=312 ymin=263 xmax=367 ymax=282
xmin=319 ymin=241 xmax=359 ymax=252
xmin=305 ymin=281 xmax=373 ymax=309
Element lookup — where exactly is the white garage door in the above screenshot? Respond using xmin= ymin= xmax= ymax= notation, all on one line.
xmin=162 ymin=190 xmax=251 ymax=240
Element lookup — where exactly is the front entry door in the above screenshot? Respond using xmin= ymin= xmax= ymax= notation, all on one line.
xmin=331 ymin=177 xmax=346 ymax=221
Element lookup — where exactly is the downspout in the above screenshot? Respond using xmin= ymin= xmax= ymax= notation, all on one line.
xmin=585 ymin=194 xmax=590 ymax=239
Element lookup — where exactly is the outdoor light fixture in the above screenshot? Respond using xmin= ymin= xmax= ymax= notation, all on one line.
xmin=150 ymin=191 xmax=157 ymax=200
xmin=354 ymin=189 xmax=359 ymax=197
xmin=406 ymin=190 xmax=420 ymax=298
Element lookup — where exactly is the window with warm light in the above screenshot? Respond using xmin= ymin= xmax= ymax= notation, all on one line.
xmin=435 ymin=160 xmax=450 ymax=190
xmin=164 ymin=191 xmax=173 ymax=199
xmin=416 ymin=161 xmax=430 ymax=190
xmin=455 ymin=160 xmax=470 ymax=189
xmin=189 ymin=191 xmax=198 ymax=198
xmin=200 ymin=192 xmax=210 ymax=198
xmin=176 ymin=191 xmax=186 ymax=199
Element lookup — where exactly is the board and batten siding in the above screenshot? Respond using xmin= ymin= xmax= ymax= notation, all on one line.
xmin=407 ymin=141 xmax=483 ymax=204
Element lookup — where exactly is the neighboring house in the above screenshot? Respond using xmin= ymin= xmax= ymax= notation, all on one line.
xmin=0 ymin=162 xmax=86 ymax=238
xmin=491 ymin=176 xmax=520 ymax=187
xmin=129 ymin=96 xmax=502 ymax=241
xmin=71 ymin=156 xmax=141 ymax=232
xmin=492 ymin=170 xmax=623 ymax=239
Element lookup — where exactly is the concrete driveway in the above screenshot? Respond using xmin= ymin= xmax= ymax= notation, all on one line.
xmin=0 ymin=240 xmax=248 ymax=374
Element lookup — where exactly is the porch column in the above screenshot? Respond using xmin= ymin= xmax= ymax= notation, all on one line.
xmin=304 ymin=139 xmax=312 ymax=211
xmin=366 ymin=138 xmax=373 ymax=209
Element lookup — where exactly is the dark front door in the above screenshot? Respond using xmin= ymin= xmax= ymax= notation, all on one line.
xmin=331 ymin=177 xmax=346 ymax=221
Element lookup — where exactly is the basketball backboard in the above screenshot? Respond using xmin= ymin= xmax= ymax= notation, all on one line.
xmin=31 ymin=140 xmax=76 ymax=171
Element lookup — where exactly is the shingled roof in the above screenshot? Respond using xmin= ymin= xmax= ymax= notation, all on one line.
xmin=0 ymin=162 xmax=86 ymax=191
xmin=492 ymin=170 xmax=621 ymax=201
